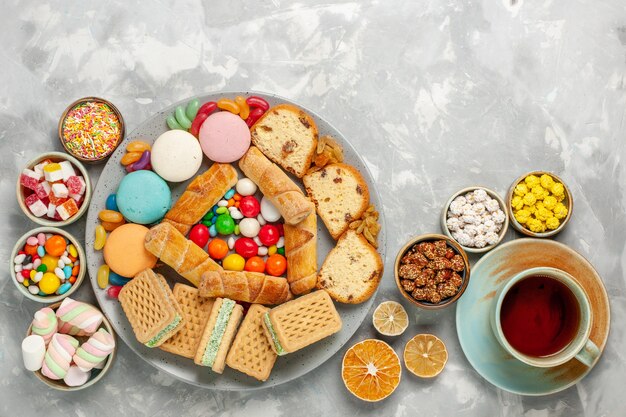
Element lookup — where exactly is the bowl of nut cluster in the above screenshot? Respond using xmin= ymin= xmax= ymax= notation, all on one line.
xmin=441 ymin=186 xmax=509 ymax=254
xmin=394 ymin=234 xmax=470 ymax=310
xmin=506 ymin=171 xmax=572 ymax=238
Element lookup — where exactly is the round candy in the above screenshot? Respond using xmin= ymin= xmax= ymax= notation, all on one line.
xmin=223 ymin=254 xmax=245 ymax=271
xmin=239 ymin=196 xmax=260 ymax=218
xmin=244 ymin=256 xmax=265 ymax=273
xmin=116 ymin=170 xmax=171 ymax=224
xmin=208 ymin=238 xmax=229 ymax=260
xmin=239 ymin=218 xmax=261 ymax=238
xmin=103 ymin=224 xmax=157 ymax=277
xmin=215 ymin=214 xmax=235 ymax=235
xmin=260 ymin=197 xmax=281 ymax=222
xmin=105 ymin=194 xmax=118 ymax=211
xmin=265 ymin=254 xmax=287 ymax=276
xmin=189 ymin=224 xmax=209 ymax=248
xmin=41 ymin=255 xmax=59 ymax=272
xmin=236 ymin=178 xmax=257 ymax=196
xmin=198 ymin=112 xmax=251 ymax=163
xmin=151 ymin=130 xmax=203 ymax=182
xmin=44 ymin=235 xmax=67 ymax=257
xmin=259 ymin=225 xmax=280 ymax=246
xmin=24 ymin=244 xmax=38 ymax=256
xmin=234 ymin=237 xmax=258 ymax=259
xmin=39 ymin=272 xmax=61 ymax=295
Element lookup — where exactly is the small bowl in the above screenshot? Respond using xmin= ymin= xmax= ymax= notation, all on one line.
xmin=440 ymin=186 xmax=509 ymax=254
xmin=506 ymin=171 xmax=573 ymax=238
xmin=394 ymin=234 xmax=471 ymax=310
xmin=10 ymin=227 xmax=87 ymax=303
xmin=26 ymin=301 xmax=116 ymax=391
xmin=17 ymin=151 xmax=92 ymax=227
xmin=58 ymin=97 xmax=125 ymax=163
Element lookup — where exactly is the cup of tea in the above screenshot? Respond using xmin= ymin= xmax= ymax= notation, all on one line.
xmin=490 ymin=267 xmax=599 ymax=367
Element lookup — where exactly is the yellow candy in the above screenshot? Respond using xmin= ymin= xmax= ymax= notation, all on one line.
xmin=126 ymin=140 xmax=151 ymax=153
xmin=223 ymin=254 xmax=245 ymax=271
xmin=527 ymin=218 xmax=546 ymax=233
xmin=543 ymin=196 xmax=557 ymax=210
xmin=522 ymin=193 xmax=536 ymax=206
xmin=43 ymin=163 xmax=61 ymax=172
xmin=535 ymin=201 xmax=545 ymax=211
xmin=524 ymin=175 xmax=540 ymax=188
xmin=540 ymin=174 xmax=555 ymax=189
xmin=546 ymin=217 xmax=560 ymax=230
xmin=268 ymin=245 xmax=277 ymax=256
xmin=39 ymin=272 xmax=61 ymax=294
xmin=41 ymin=255 xmax=59 ymax=272
xmin=554 ymin=202 xmax=568 ymax=219
xmin=523 ymin=205 xmax=536 ymax=214
xmin=551 ymin=182 xmax=565 ymax=198
xmin=531 ymin=185 xmax=546 ymax=200
xmin=514 ymin=209 xmax=531 ymax=225
xmin=511 ymin=196 xmax=524 ymax=211
xmin=535 ymin=207 xmax=552 ymax=222
xmin=514 ymin=183 xmax=529 ymax=197
xmin=94 ymin=225 xmax=107 ymax=251
xmin=29 ymin=270 xmax=36 ymax=279
xmin=23 ymin=279 xmax=30 ymax=287
xmin=68 ymin=244 xmax=78 ymax=258
xmin=97 ymin=265 xmax=110 ymax=289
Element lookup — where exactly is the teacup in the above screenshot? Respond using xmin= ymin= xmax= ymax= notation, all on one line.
xmin=491 ymin=267 xmax=599 ymax=367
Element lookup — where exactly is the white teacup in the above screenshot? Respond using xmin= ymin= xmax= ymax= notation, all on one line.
xmin=491 ymin=267 xmax=599 ymax=368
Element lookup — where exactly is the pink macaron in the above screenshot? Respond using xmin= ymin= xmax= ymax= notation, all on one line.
xmin=198 ymin=112 xmax=251 ymax=163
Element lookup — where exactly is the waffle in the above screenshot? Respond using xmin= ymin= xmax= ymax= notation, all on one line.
xmin=226 ymin=304 xmax=277 ymax=381
xmin=194 ymin=298 xmax=244 ymax=373
xmin=262 ymin=290 xmax=342 ymax=355
xmin=159 ymin=284 xmax=214 ymax=358
xmin=118 ymin=269 xmax=184 ymax=348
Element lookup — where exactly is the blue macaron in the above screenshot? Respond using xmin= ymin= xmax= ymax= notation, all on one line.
xmin=116 ymin=170 xmax=171 ymax=224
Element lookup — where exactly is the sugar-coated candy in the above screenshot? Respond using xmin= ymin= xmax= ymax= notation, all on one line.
xmin=20 ymin=171 xmax=40 ymax=190
xmin=265 ymin=254 xmax=287 ymax=276
xmin=244 ymin=256 xmax=265 ymax=273
xmin=234 ymin=237 xmax=258 ymax=258
xmin=39 ymin=272 xmax=61 ymax=294
xmin=41 ymin=333 xmax=79 ymax=380
xmin=257 ymin=246 xmax=268 ymax=256
xmin=58 ymin=161 xmax=76 ymax=181
xmin=22 ymin=335 xmax=46 ymax=372
xmin=43 ymin=163 xmax=64 ymax=182
xmin=215 ymin=214 xmax=235 ymax=235
xmin=57 ymin=199 xmax=79 ymax=220
xmin=260 ymin=197 xmax=281 ymax=222
xmin=276 ymin=236 xmax=285 ymax=248
xmin=223 ymin=254 xmax=245 ymax=271
xmin=239 ymin=217 xmax=260 ymax=238
xmin=236 ymin=178 xmax=257 ymax=196
xmin=227 ymin=236 xmax=236 ymax=250
xmin=52 ymin=183 xmax=69 ymax=198
xmin=28 ymin=285 xmax=39 ymax=295
xmin=23 ymin=167 xmax=43 ymax=181
xmin=31 ymin=307 xmax=58 ymax=346
xmin=25 ymin=194 xmax=47 ymax=217
xmin=258 ymin=225 xmax=279 ymax=246
xmin=45 ymin=235 xmax=67 ymax=256
xmin=66 ymin=176 xmax=86 ymax=195
xmin=239 ymin=196 xmax=260 ymax=218
xmin=33 ymin=161 xmax=50 ymax=176
xmin=63 ymin=365 xmax=91 ymax=387
xmin=35 ymin=181 xmax=51 ymax=199
xmin=189 ymin=224 xmax=209 ymax=248
xmin=73 ymin=328 xmax=115 ymax=372
xmin=56 ymin=298 xmax=103 ymax=336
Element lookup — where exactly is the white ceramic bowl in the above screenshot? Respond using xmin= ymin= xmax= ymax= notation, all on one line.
xmin=10 ymin=227 xmax=87 ymax=303
xmin=26 ymin=301 xmax=117 ymax=391
xmin=440 ymin=186 xmax=509 ymax=254
xmin=16 ymin=151 xmax=92 ymax=227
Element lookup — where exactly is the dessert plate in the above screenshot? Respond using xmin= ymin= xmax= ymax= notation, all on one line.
xmin=85 ymin=92 xmax=386 ymax=390
xmin=456 ymin=238 xmax=609 ymax=396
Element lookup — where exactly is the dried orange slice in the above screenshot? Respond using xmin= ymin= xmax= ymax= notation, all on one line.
xmin=342 ymin=339 xmax=401 ymax=402
xmin=372 ymin=301 xmax=409 ymax=336
xmin=403 ymin=334 xmax=448 ymax=378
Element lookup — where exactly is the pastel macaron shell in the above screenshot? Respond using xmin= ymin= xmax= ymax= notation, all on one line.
xmin=103 ymin=223 xmax=157 ymax=277
xmin=116 ymin=170 xmax=171 ymax=224
xmin=199 ymin=111 xmax=251 ymax=163
xmin=151 ymin=130 xmax=203 ymax=182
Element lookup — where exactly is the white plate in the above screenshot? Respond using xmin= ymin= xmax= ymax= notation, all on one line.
xmin=85 ymin=92 xmax=386 ymax=390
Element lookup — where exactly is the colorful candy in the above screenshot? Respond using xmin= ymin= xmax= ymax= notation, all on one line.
xmin=234 ymin=237 xmax=259 ymax=259
xmin=236 ymin=178 xmax=257 ymax=196
xmin=246 ymin=96 xmax=270 ymax=112
xmin=244 ymin=256 xmax=266 ymax=273
xmin=99 ymin=210 xmax=124 ymax=223
xmin=108 ymin=271 xmax=131 ymax=287
xmin=208 ymin=238 xmax=229 ymax=260
xmin=105 ymin=194 xmax=118 ymax=211
xmin=217 ymin=98 xmax=240 ymax=114
xmin=265 ymin=254 xmax=287 ymax=276
xmin=235 ymin=96 xmax=250 ymax=119
xmin=73 ymin=328 xmax=115 ymax=372
xmin=39 ymin=273 xmax=61 ymax=295
xmin=31 ymin=307 xmax=58 ymax=346
xmin=41 ymin=334 xmax=79 ymax=380
xmin=260 ymin=197 xmax=281 ymax=222
xmin=56 ymin=298 xmax=104 ymax=336
xmin=215 ymin=214 xmax=236 ymax=235
xmin=189 ymin=224 xmax=209 ymax=248
xmin=126 ymin=141 xmax=151 ymax=153
xmin=107 ymin=285 xmax=122 ymax=299
xmin=125 ymin=150 xmax=151 ymax=173
xmin=239 ymin=196 xmax=260 ymax=218
xmin=239 ymin=217 xmax=261 ymax=238
xmin=223 ymin=254 xmax=245 ymax=271
xmin=97 ymin=265 xmax=110 ymax=289
xmin=259 ymin=224 xmax=280 ymax=246
xmin=94 ymin=225 xmax=107 ymax=250
xmin=245 ymin=107 xmax=265 ymax=127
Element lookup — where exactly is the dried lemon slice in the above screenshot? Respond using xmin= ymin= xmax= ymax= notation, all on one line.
xmin=372 ymin=301 xmax=409 ymax=336
xmin=342 ymin=339 xmax=402 ymax=402
xmin=403 ymin=334 xmax=448 ymax=378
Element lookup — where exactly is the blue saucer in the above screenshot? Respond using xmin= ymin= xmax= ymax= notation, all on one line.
xmin=456 ymin=238 xmax=610 ymax=396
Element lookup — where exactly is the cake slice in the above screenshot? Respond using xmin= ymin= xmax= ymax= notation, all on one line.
xmin=194 ymin=298 xmax=243 ymax=373
xmin=262 ymin=290 xmax=342 ymax=356
xmin=317 ymin=230 xmax=383 ymax=304
xmin=250 ymin=104 xmax=318 ymax=178
xmin=303 ymin=163 xmax=370 ymax=240
xmin=226 ymin=304 xmax=277 ymax=381
xmin=159 ymin=284 xmax=214 ymax=359
xmin=119 ymin=269 xmax=184 ymax=348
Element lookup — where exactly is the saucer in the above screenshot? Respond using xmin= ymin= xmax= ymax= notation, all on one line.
xmin=455 ymin=238 xmax=610 ymax=396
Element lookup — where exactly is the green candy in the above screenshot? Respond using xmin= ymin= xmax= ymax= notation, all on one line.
xmin=36 ymin=264 xmax=47 ymax=273
xmin=215 ymin=214 xmax=235 ymax=235
xmin=175 ymin=106 xmax=192 ymax=129
xmin=277 ymin=247 xmax=285 ymax=255
xmin=201 ymin=220 xmax=212 ymax=227
xmin=203 ymin=211 xmax=214 ymax=220
xmin=185 ymin=99 xmax=200 ymax=120
xmin=234 ymin=225 xmax=240 ymax=235
xmin=166 ymin=115 xmax=183 ymax=130
xmin=215 ymin=206 xmax=228 ymax=215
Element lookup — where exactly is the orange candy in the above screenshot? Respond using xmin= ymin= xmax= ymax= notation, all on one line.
xmin=265 ymin=254 xmax=287 ymax=276
xmin=208 ymin=238 xmax=229 ymax=260
xmin=72 ymin=265 xmax=80 ymax=276
xmin=99 ymin=210 xmax=124 ymax=223
xmin=244 ymin=256 xmax=266 ymax=273
xmin=101 ymin=220 xmax=125 ymax=232
xmin=233 ymin=193 xmax=242 ymax=201
xmin=24 ymin=244 xmax=38 ymax=256
xmin=227 ymin=198 xmax=235 ymax=207
xmin=44 ymin=235 xmax=67 ymax=257
xmin=69 ymin=276 xmax=77 ymax=284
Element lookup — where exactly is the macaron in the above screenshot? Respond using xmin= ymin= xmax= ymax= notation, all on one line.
xmin=103 ymin=224 xmax=157 ymax=277
xmin=151 ymin=130 xmax=203 ymax=182
xmin=116 ymin=170 xmax=171 ymax=224
xmin=199 ymin=111 xmax=251 ymax=163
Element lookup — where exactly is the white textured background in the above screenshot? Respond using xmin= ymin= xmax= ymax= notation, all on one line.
xmin=1 ymin=0 xmax=626 ymax=416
